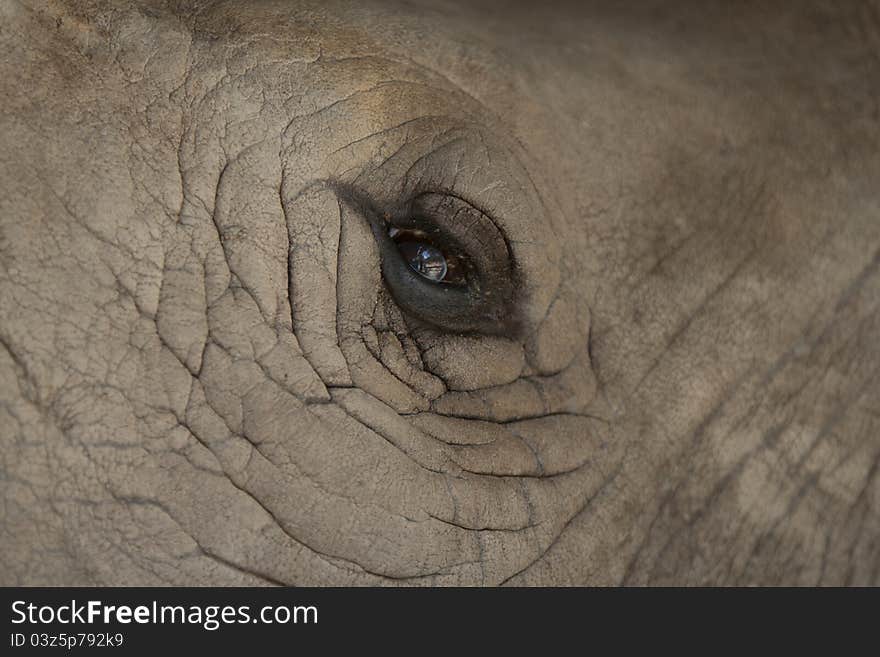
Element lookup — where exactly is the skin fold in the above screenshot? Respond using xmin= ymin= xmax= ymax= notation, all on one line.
xmin=0 ymin=0 xmax=878 ymax=586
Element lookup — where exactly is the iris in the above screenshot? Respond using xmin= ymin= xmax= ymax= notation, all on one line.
xmin=397 ymin=241 xmax=448 ymax=282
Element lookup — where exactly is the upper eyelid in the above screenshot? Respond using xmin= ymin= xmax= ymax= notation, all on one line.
xmin=409 ymin=194 xmax=511 ymax=277
xmin=386 ymin=214 xmax=468 ymax=255
xmin=413 ymin=191 xmax=513 ymax=255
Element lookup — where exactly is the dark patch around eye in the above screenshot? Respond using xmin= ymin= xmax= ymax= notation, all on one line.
xmin=334 ymin=184 xmax=521 ymax=337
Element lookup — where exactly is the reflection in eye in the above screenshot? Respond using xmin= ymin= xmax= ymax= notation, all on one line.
xmin=388 ymin=227 xmax=469 ymax=285
xmin=398 ymin=240 xmax=447 ymax=281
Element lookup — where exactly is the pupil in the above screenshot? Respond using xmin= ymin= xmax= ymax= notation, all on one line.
xmin=400 ymin=241 xmax=448 ymax=281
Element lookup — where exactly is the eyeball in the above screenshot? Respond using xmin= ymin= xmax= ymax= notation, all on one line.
xmin=397 ymin=241 xmax=448 ymax=281
xmin=387 ymin=225 xmax=470 ymax=286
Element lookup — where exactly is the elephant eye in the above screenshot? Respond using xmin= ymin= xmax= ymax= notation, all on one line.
xmin=388 ymin=227 xmax=471 ymax=286
xmin=340 ymin=188 xmax=520 ymax=336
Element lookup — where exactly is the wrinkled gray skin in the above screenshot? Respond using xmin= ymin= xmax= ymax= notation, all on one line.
xmin=2 ymin=0 xmax=879 ymax=586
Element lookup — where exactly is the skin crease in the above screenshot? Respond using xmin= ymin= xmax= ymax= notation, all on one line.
xmin=0 ymin=0 xmax=879 ymax=586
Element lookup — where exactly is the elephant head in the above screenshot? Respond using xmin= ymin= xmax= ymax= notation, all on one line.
xmin=2 ymin=0 xmax=879 ymax=585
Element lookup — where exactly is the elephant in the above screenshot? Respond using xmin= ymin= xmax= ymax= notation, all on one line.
xmin=1 ymin=0 xmax=879 ymax=586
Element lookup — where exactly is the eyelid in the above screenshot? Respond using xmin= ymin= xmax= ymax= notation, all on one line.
xmin=405 ymin=193 xmax=511 ymax=281
xmin=386 ymin=223 xmax=462 ymax=256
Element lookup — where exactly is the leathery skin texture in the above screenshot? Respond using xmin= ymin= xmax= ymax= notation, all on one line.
xmin=1 ymin=0 xmax=878 ymax=586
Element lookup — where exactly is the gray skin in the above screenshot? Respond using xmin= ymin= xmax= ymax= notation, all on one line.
xmin=1 ymin=0 xmax=879 ymax=586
